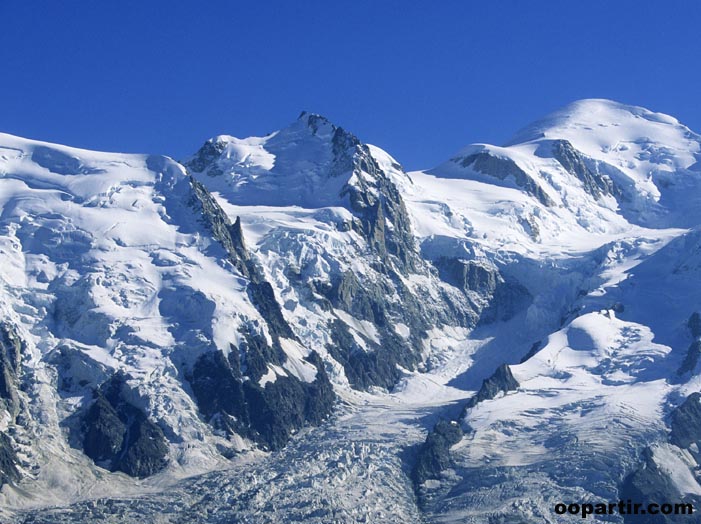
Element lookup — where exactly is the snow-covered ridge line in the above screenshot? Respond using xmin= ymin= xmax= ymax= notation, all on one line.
xmin=2 ymin=99 xmax=701 ymax=523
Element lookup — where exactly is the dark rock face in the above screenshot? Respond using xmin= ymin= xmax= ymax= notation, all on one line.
xmin=0 ymin=325 xmax=22 ymax=374
xmin=245 ymin=351 xmax=334 ymax=451
xmin=243 ymin=377 xmax=306 ymax=451
xmin=551 ymin=140 xmax=620 ymax=199
xmin=189 ymin=177 xmax=296 ymax=343
xmin=678 ymin=341 xmax=701 ymax=376
xmin=82 ymin=373 xmax=168 ymax=478
xmin=185 ymin=116 xmax=478 ymax=399
xmin=617 ymin=391 xmax=701 ymax=523
xmin=670 ymin=392 xmax=701 ymax=449
xmin=189 ymin=351 xmax=248 ymax=430
xmin=619 ymin=449 xmax=696 ymax=524
xmin=435 ymin=258 xmax=499 ymax=296
xmin=184 ymin=177 xmax=337 ymax=450
xmin=0 ymin=324 xmax=23 ymax=420
xmin=342 ymin=144 xmax=421 ymax=273
xmin=185 ymin=138 xmax=227 ymax=175
xmin=83 ymin=394 xmax=126 ymax=464
xmin=189 ymin=348 xmax=334 ymax=451
xmin=116 ymin=412 xmax=170 ymax=478
xmin=229 ymin=216 xmax=249 ymax=261
xmin=0 ymin=432 xmax=19 ymax=486
xmin=316 ymin=260 xmax=462 ymax=389
xmin=463 ymin=364 xmax=519 ymax=412
xmin=320 ymin=256 xmax=463 ymax=392
xmin=247 ymin=281 xmax=296 ymax=341
xmin=188 ymin=178 xmax=251 ymax=278
xmin=454 ymin=151 xmax=554 ymax=207
xmin=412 ymin=420 xmax=463 ymax=485
xmin=0 ymin=324 xmax=22 ymax=487
xmin=434 ymin=258 xmax=532 ymax=323
xmin=328 ymin=272 xmax=378 ymax=322
xmin=327 ymin=319 xmax=416 ymax=391
xmin=240 ymin=330 xmax=286 ymax=383
xmin=319 ymin=251 xmax=475 ymax=391
xmin=301 ymin=352 xmax=336 ymax=425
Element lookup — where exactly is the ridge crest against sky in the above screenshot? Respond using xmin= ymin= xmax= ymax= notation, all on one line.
xmin=1 ymin=1 xmax=700 ymax=170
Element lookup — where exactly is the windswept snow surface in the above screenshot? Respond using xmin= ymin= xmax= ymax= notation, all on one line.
xmin=405 ymin=101 xmax=701 ymax=522
xmin=3 ymin=100 xmax=701 ymax=523
xmin=0 ymin=133 xmax=292 ymax=512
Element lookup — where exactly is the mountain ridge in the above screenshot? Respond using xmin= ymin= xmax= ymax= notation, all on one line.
xmin=1 ymin=99 xmax=701 ymax=523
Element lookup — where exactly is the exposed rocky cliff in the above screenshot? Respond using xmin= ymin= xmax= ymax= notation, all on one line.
xmin=463 ymin=364 xmax=519 ymax=412
xmin=449 ymin=150 xmax=554 ymax=206
xmin=412 ymin=420 xmax=463 ymax=487
xmin=0 ymin=324 xmax=22 ymax=422
xmin=550 ymin=139 xmax=621 ymax=199
xmin=81 ymin=373 xmax=169 ymax=477
xmin=186 ymin=113 xmax=478 ymax=393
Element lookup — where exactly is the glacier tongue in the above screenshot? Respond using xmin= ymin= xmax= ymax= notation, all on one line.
xmin=2 ymin=100 xmax=701 ymax=522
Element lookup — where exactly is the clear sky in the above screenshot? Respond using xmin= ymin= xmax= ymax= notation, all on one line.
xmin=2 ymin=1 xmax=699 ymax=170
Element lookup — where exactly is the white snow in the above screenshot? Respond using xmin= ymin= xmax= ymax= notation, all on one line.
xmin=0 ymin=132 xmax=274 ymax=508
xmin=4 ymin=99 xmax=701 ymax=522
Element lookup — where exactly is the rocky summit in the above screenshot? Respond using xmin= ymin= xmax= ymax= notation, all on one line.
xmin=1 ymin=99 xmax=701 ymax=522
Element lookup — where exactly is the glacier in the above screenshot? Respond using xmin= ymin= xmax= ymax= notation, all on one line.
xmin=0 ymin=99 xmax=700 ymax=522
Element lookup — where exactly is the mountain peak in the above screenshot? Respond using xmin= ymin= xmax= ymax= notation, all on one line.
xmin=297 ymin=110 xmax=329 ymax=124
xmin=294 ymin=111 xmax=343 ymax=137
xmin=183 ymin=112 xmax=371 ymax=208
xmin=506 ymin=98 xmax=690 ymax=146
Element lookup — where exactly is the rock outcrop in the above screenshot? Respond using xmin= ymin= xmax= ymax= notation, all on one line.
xmin=463 ymin=364 xmax=519 ymax=412
xmin=82 ymin=373 xmax=169 ymax=478
xmin=453 ymin=150 xmax=554 ymax=207
xmin=0 ymin=432 xmax=19 ymax=487
xmin=412 ymin=420 xmax=463 ymax=485
xmin=550 ymin=139 xmax=620 ymax=199
xmin=433 ymin=258 xmax=532 ymax=323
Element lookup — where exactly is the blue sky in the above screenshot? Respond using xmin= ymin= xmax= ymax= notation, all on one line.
xmin=2 ymin=1 xmax=699 ymax=169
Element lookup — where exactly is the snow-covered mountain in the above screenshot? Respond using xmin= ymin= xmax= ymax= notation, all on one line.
xmin=1 ymin=99 xmax=701 ymax=523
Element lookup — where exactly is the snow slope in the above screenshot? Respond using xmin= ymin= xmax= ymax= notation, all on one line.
xmin=2 ymin=99 xmax=701 ymax=523
xmin=407 ymin=101 xmax=701 ymax=522
xmin=0 ymin=132 xmax=328 ymax=511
